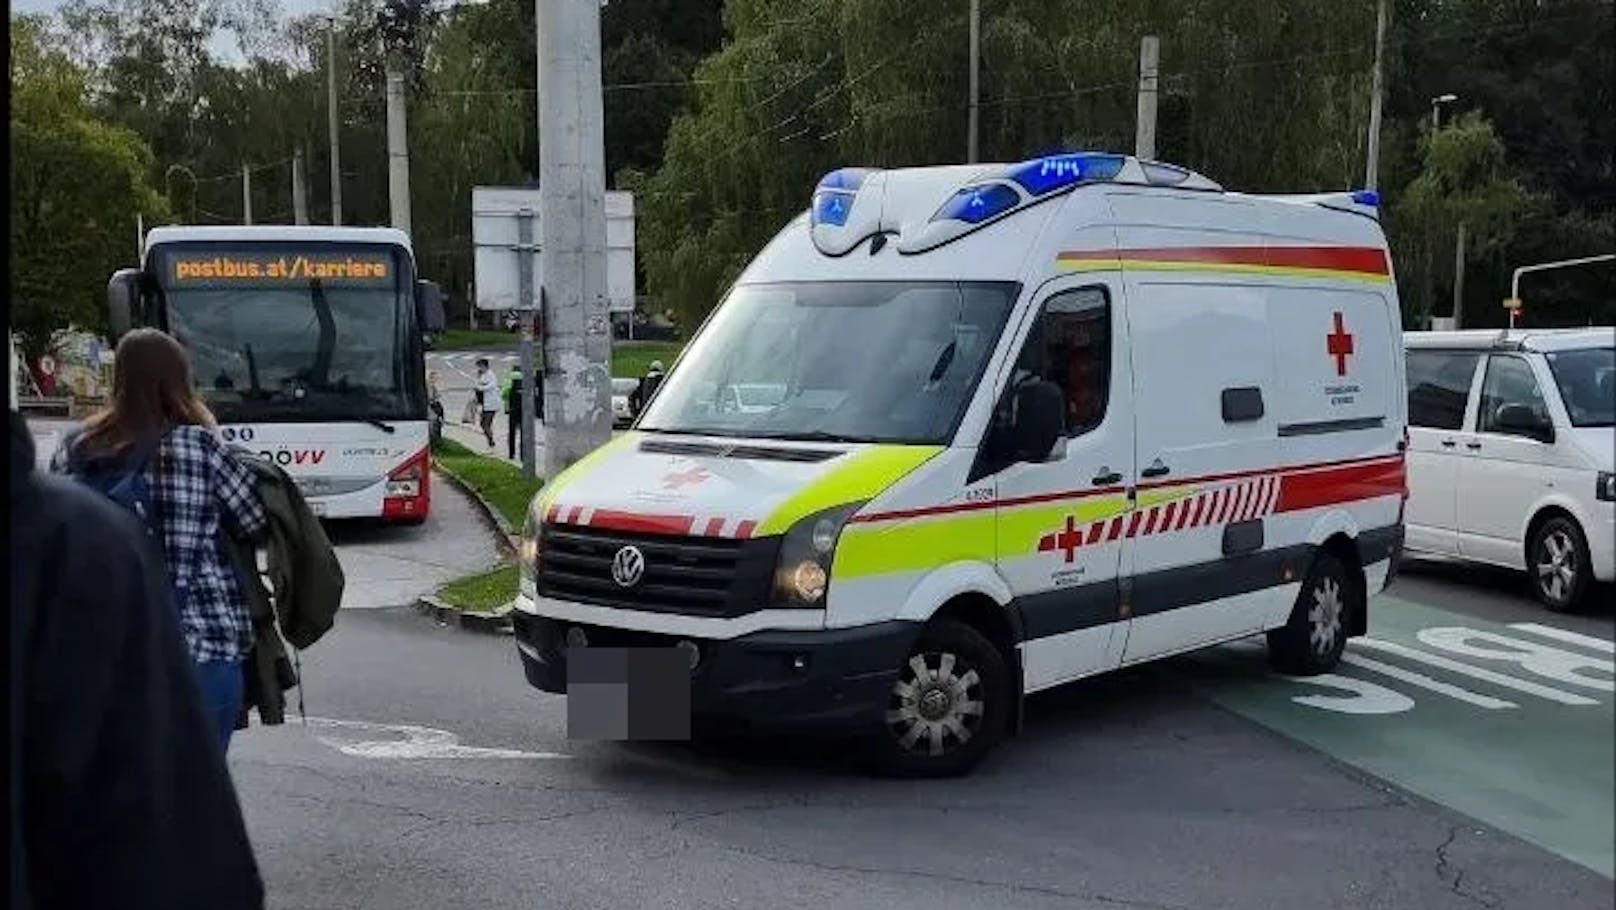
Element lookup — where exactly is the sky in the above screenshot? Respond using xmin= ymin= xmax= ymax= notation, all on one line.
xmin=11 ymin=0 xmax=335 ymax=63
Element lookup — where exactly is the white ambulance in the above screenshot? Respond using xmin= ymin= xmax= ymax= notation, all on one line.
xmin=513 ymin=153 xmax=1408 ymax=775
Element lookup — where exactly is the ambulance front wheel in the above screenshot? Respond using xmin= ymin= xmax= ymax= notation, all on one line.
xmin=1267 ymin=551 xmax=1355 ymax=676
xmin=865 ymin=619 xmax=1011 ymax=778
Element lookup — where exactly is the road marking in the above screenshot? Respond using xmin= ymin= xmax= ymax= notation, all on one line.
xmin=1416 ymin=627 xmax=1613 ymax=692
xmin=1355 ymin=638 xmax=1599 ymax=705
xmin=1288 ymin=673 xmax=1415 ymax=714
xmin=1508 ymin=623 xmax=1616 ymax=655
xmin=296 ymin=717 xmax=570 ymax=760
xmin=1340 ymin=652 xmax=1517 ymax=709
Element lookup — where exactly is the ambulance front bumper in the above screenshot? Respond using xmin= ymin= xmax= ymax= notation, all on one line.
xmin=512 ymin=610 xmax=920 ymax=731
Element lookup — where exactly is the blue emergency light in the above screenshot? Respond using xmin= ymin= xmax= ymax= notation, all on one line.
xmin=1008 ymin=153 xmax=1126 ymax=196
xmin=932 ymin=183 xmax=1021 ymax=225
xmin=1351 ymin=189 xmax=1381 ymax=207
xmin=813 ymin=190 xmax=855 ymax=227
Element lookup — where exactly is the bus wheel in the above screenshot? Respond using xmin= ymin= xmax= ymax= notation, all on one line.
xmin=1267 ymin=551 xmax=1353 ymax=676
xmin=866 ymin=620 xmax=1009 ymax=777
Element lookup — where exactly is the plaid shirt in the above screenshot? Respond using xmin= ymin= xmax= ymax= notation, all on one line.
xmin=54 ymin=425 xmax=267 ymax=663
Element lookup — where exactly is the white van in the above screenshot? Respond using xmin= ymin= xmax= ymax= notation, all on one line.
xmin=1404 ymin=329 xmax=1615 ymax=610
xmin=513 ymin=154 xmax=1408 ymax=774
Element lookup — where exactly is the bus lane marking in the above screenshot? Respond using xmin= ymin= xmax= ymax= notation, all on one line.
xmin=1507 ymin=623 xmax=1615 ymax=655
xmin=1415 ymin=627 xmax=1613 ymax=693
xmin=1353 ymin=638 xmax=1599 ymax=706
xmin=1338 ymin=652 xmax=1517 ymax=709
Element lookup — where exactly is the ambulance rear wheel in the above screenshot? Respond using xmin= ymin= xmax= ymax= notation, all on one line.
xmin=866 ymin=620 xmax=1010 ymax=777
xmin=1267 ymin=551 xmax=1353 ymax=676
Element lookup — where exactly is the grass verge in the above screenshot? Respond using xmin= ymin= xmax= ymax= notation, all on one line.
xmin=435 ymin=564 xmax=518 ymax=613
xmin=431 ymin=437 xmax=543 ymax=529
xmin=613 ymin=341 xmax=683 ymax=377
xmin=435 ymin=328 xmax=517 ymax=351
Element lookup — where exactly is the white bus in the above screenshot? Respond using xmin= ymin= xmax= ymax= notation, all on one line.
xmin=107 ymin=226 xmax=446 ymax=523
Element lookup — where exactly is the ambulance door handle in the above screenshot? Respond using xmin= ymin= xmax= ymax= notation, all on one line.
xmin=1440 ymin=439 xmax=1456 ymax=448
xmin=1092 ymin=468 xmax=1123 ymax=486
xmin=1141 ymin=461 xmax=1170 ymax=479
xmin=1465 ymin=441 xmax=1482 ymax=451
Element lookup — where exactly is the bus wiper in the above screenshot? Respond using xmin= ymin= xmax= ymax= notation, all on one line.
xmin=364 ymin=419 xmax=397 ymax=434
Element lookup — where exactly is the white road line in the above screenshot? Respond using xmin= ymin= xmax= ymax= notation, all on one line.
xmin=1356 ymin=638 xmax=1599 ymax=706
xmin=1508 ymin=622 xmax=1616 ymax=655
xmin=1341 ymin=652 xmax=1517 ymax=709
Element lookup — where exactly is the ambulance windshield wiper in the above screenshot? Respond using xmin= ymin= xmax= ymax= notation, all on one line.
xmin=754 ymin=430 xmax=876 ymax=444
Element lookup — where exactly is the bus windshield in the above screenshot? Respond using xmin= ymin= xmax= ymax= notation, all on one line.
xmin=637 ymin=281 xmax=1019 ymax=444
xmin=151 ymin=241 xmax=428 ymax=424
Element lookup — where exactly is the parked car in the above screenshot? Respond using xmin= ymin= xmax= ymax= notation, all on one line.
xmin=1403 ymin=328 xmax=1615 ymax=611
xmin=611 ymin=377 xmax=638 ymax=428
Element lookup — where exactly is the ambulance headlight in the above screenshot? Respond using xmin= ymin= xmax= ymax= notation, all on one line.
xmin=519 ymin=498 xmax=545 ymax=580
xmin=772 ymin=501 xmax=865 ymax=608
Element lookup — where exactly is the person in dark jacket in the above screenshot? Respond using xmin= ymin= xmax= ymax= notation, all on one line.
xmin=10 ymin=411 xmax=265 ymax=909
xmin=502 ymin=366 xmax=544 ymax=460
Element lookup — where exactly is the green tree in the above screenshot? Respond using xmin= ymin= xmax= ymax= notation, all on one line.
xmin=9 ymin=14 xmax=170 ymax=362
xmin=1391 ymin=113 xmax=1537 ymax=327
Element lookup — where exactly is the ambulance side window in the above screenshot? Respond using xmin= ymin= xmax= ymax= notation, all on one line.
xmin=1008 ymin=288 xmax=1111 ymax=438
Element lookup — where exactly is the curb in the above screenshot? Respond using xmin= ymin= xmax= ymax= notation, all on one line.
xmin=414 ymin=595 xmax=515 ymax=635
xmin=431 ymin=464 xmax=521 ymax=555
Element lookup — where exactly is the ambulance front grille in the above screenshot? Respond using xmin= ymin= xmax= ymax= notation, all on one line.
xmin=537 ymin=525 xmax=780 ymax=618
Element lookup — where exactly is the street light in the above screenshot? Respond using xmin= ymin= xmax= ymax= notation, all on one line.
xmin=1430 ymin=93 xmax=1458 ymax=132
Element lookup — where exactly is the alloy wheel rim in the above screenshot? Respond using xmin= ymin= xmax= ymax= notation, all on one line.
xmin=1307 ymin=577 xmax=1344 ymax=656
xmin=886 ymin=651 xmax=985 ymax=758
xmin=1536 ymin=530 xmax=1578 ymax=604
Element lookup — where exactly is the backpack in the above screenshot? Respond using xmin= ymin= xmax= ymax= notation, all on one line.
xmin=61 ymin=430 xmax=185 ymax=614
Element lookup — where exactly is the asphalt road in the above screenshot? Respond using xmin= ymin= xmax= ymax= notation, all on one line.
xmin=229 ymin=562 xmax=1615 ymax=910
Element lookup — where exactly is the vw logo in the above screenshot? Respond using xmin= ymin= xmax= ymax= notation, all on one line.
xmin=610 ymin=545 xmax=646 ymax=588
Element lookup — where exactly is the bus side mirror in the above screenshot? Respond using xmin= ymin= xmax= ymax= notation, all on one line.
xmin=416 ymin=280 xmax=446 ymax=335
xmin=108 ymin=269 xmax=140 ymax=340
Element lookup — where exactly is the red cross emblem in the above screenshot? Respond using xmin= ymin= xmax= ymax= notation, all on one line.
xmin=1037 ymin=515 xmax=1085 ymax=563
xmin=661 ymin=466 xmax=712 ymax=490
xmin=1326 ymin=311 xmax=1355 ymax=376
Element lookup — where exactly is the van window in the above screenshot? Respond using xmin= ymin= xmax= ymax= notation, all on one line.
xmin=1544 ymin=347 xmax=1615 ymax=428
xmin=1478 ymin=355 xmax=1549 ymax=436
xmin=1406 ymin=349 xmax=1480 ymax=430
xmin=1008 ymin=288 xmax=1110 ymax=436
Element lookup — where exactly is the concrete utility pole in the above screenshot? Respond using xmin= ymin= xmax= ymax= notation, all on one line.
xmin=385 ymin=63 xmax=412 ymax=235
xmin=1451 ymin=220 xmax=1467 ymax=328
xmin=242 ymin=164 xmax=253 ymax=224
xmin=327 ymin=18 xmax=344 ymax=226
xmin=1365 ymin=0 xmax=1388 ymax=191
xmin=537 ymin=0 xmax=612 ymax=479
xmin=1135 ymin=35 xmax=1160 ymax=160
xmin=967 ymin=0 xmax=980 ymax=163
xmin=292 ymin=148 xmax=310 ymax=225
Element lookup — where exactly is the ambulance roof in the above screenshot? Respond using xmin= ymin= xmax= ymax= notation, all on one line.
xmin=737 ymin=152 xmax=1384 ymax=285
xmin=1407 ymin=328 xmax=1615 ymax=353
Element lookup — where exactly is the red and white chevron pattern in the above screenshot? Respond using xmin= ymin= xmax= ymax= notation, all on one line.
xmin=1038 ymin=475 xmax=1282 ymax=559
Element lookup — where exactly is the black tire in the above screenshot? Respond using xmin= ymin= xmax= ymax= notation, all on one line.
xmin=1268 ymin=551 xmax=1355 ymax=676
xmin=1529 ymin=516 xmax=1592 ymax=613
xmin=863 ymin=620 xmax=1011 ymax=778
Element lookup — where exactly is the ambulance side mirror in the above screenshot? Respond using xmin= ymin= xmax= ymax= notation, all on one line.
xmin=1012 ymin=379 xmax=1066 ymax=463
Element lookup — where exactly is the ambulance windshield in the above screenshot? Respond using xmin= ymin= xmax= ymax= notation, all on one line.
xmin=637 ymin=281 xmax=1018 ymax=444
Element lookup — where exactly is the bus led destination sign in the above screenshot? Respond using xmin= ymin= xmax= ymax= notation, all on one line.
xmin=170 ymin=253 xmax=392 ymax=285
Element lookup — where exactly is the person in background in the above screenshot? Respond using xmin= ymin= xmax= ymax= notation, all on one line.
xmin=52 ymin=329 xmax=268 ymax=753
xmin=11 ymin=359 xmax=264 ymax=908
xmin=473 ymin=357 xmax=500 ymax=450
xmin=502 ymin=364 xmax=545 ymax=460
xmin=629 ymin=359 xmax=666 ymax=417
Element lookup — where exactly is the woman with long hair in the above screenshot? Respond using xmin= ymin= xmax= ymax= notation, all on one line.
xmin=52 ymin=328 xmax=267 ymax=752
